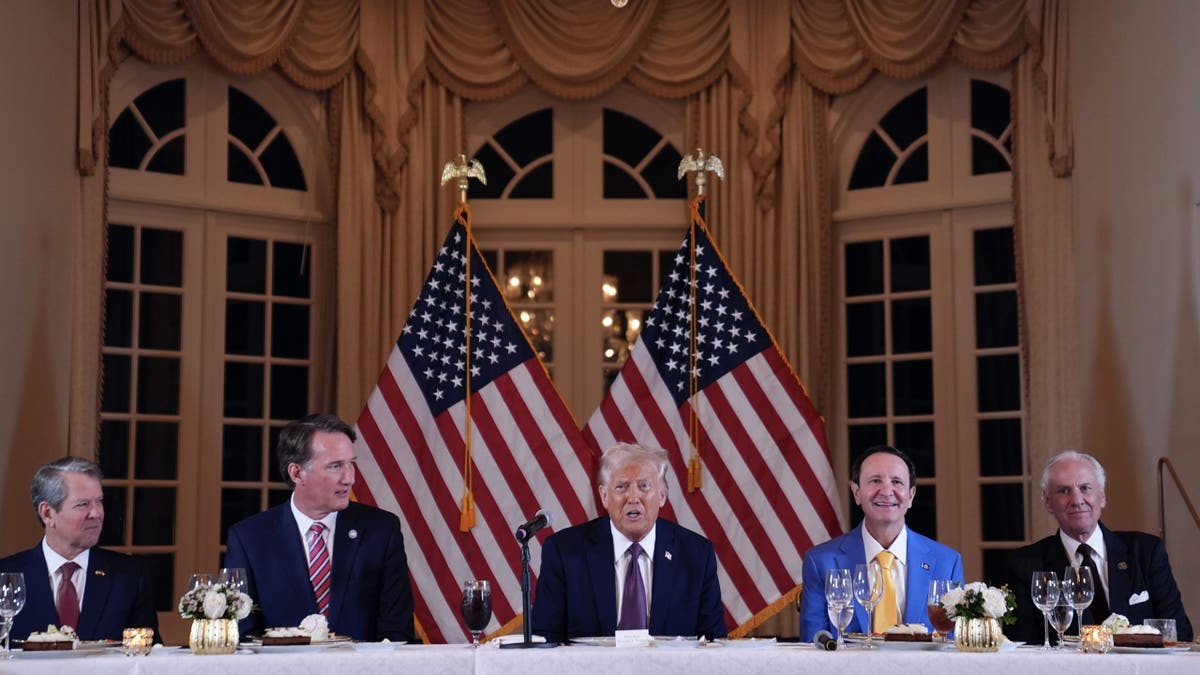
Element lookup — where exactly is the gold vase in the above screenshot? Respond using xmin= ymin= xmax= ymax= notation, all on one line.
xmin=954 ymin=616 xmax=1003 ymax=652
xmin=189 ymin=618 xmax=239 ymax=655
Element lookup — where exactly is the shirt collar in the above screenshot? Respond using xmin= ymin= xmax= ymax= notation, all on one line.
xmin=610 ymin=520 xmax=656 ymax=563
xmin=291 ymin=494 xmax=338 ymax=535
xmin=41 ymin=538 xmax=90 ymax=576
xmin=1059 ymin=527 xmax=1106 ymax=565
xmin=861 ymin=524 xmax=908 ymax=566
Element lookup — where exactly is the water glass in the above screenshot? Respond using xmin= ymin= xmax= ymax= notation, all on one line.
xmin=460 ymin=580 xmax=492 ymax=645
xmin=1048 ymin=602 xmax=1075 ymax=651
xmin=188 ymin=573 xmax=216 ymax=591
xmin=1030 ymin=571 xmax=1060 ymax=650
xmin=0 ymin=573 xmax=26 ymax=658
xmin=926 ymin=579 xmax=959 ymax=641
xmin=1062 ymin=566 xmax=1094 ymax=638
xmin=824 ymin=568 xmax=853 ymax=647
xmin=853 ymin=561 xmax=883 ymax=649
xmin=217 ymin=568 xmax=248 ymax=594
xmin=1144 ymin=618 xmax=1177 ymax=647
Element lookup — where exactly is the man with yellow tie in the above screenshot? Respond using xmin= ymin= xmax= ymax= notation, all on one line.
xmin=799 ymin=446 xmax=963 ymax=641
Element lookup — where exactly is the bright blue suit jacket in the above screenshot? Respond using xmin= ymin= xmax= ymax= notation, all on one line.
xmin=530 ymin=517 xmax=727 ymax=643
xmin=799 ymin=524 xmax=963 ymax=641
xmin=0 ymin=545 xmax=159 ymax=642
xmin=224 ymin=501 xmax=415 ymax=642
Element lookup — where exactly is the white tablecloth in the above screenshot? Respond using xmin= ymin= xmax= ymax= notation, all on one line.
xmin=0 ymin=643 xmax=1195 ymax=674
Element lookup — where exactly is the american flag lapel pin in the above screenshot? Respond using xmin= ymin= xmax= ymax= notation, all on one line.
xmin=665 ymin=551 xmax=672 ymax=561
xmin=94 ymin=570 xmax=106 ymax=576
xmin=921 ymin=562 xmax=930 ymax=571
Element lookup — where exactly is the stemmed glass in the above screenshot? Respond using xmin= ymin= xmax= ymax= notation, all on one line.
xmin=188 ymin=573 xmax=216 ymax=591
xmin=853 ymin=561 xmax=884 ymax=649
xmin=218 ymin=568 xmax=248 ymax=594
xmin=460 ymin=580 xmax=492 ymax=645
xmin=0 ymin=573 xmax=27 ymax=658
xmin=1047 ymin=600 xmax=1075 ymax=651
xmin=1030 ymin=571 xmax=1060 ymax=650
xmin=824 ymin=568 xmax=853 ymax=648
xmin=926 ymin=579 xmax=959 ymax=642
xmin=1062 ymin=565 xmax=1094 ymax=643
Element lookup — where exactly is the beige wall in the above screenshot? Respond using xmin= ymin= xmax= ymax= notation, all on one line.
xmin=0 ymin=1 xmax=79 ymax=555
xmin=1071 ymin=0 xmax=1200 ymax=618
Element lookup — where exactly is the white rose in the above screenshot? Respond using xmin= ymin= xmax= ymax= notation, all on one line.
xmin=982 ymin=589 xmax=1007 ymax=618
xmin=203 ymin=589 xmax=228 ymax=619
xmin=300 ymin=613 xmax=329 ymax=641
xmin=233 ymin=593 xmax=253 ymax=620
xmin=940 ymin=588 xmax=965 ymax=617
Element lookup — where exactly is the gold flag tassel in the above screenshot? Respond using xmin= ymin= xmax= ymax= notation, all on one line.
xmin=441 ymin=155 xmax=487 ymax=532
xmin=677 ymin=148 xmax=724 ymax=492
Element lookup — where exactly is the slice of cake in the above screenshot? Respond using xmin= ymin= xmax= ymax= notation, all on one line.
xmin=262 ymin=627 xmax=311 ymax=646
xmin=24 ymin=625 xmax=77 ymax=651
xmin=883 ymin=623 xmax=933 ymax=642
xmin=1102 ymin=613 xmax=1164 ymax=648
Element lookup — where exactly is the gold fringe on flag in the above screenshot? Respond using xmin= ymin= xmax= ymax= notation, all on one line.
xmin=457 ymin=201 xmax=476 ymax=532
xmin=686 ymin=195 xmax=705 ymax=492
xmin=728 ymin=583 xmax=803 ymax=638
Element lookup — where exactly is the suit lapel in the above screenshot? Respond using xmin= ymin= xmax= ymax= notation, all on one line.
xmin=77 ymin=549 xmax=113 ymax=637
xmin=277 ymin=505 xmax=319 ymax=614
xmin=1103 ymin=525 xmax=1132 ymax=614
xmin=587 ymin=519 xmax=617 ymax=634
xmin=904 ymin=532 xmax=934 ymax=624
xmin=20 ymin=548 xmax=57 ymax=630
xmin=648 ymin=521 xmax=677 ymax=634
xmin=328 ymin=507 xmax=362 ymax=625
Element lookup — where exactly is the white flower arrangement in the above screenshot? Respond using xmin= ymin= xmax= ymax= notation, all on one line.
xmin=939 ymin=581 xmax=1016 ymax=625
xmin=179 ymin=583 xmax=253 ymax=621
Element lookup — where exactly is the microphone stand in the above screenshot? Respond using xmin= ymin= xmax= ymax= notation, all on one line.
xmin=499 ymin=536 xmax=556 ymax=648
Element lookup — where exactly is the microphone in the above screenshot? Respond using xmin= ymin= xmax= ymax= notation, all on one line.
xmin=813 ymin=629 xmax=837 ymax=651
xmin=515 ymin=509 xmax=553 ymax=543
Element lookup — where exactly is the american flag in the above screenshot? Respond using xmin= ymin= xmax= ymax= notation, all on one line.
xmin=352 ymin=211 xmax=598 ymax=643
xmin=584 ymin=199 xmax=843 ymax=633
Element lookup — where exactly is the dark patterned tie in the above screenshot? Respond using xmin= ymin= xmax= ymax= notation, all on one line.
xmin=56 ymin=562 xmax=80 ymax=630
xmin=308 ymin=523 xmax=332 ymax=616
xmin=1077 ymin=543 xmax=1109 ymax=623
xmin=617 ymin=543 xmax=647 ymax=630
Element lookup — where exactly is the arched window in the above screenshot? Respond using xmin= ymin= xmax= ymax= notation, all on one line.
xmin=830 ymin=65 xmax=1022 ymax=583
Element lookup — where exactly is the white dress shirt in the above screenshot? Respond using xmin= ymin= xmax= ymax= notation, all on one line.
xmin=41 ymin=539 xmax=89 ymax=610
xmin=1060 ymin=528 xmax=1109 ymax=602
xmin=611 ymin=523 xmax=656 ymax=624
xmin=291 ymin=495 xmax=338 ymax=564
xmin=861 ymin=525 xmax=909 ymax=616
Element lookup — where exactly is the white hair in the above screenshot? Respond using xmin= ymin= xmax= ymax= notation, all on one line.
xmin=1040 ymin=450 xmax=1107 ymax=495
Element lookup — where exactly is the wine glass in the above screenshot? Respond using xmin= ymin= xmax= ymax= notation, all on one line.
xmin=824 ymin=568 xmax=853 ymax=648
xmin=217 ymin=568 xmax=248 ymax=594
xmin=1030 ymin=571 xmax=1060 ymax=650
xmin=1062 ymin=565 xmax=1094 ymax=642
xmin=853 ymin=561 xmax=884 ymax=649
xmin=460 ymin=580 xmax=492 ymax=645
xmin=1047 ymin=601 xmax=1075 ymax=651
xmin=188 ymin=573 xmax=216 ymax=591
xmin=0 ymin=573 xmax=27 ymax=658
xmin=926 ymin=579 xmax=959 ymax=642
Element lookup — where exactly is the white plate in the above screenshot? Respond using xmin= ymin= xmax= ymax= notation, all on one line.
xmin=714 ymin=637 xmax=776 ymax=648
xmin=248 ymin=642 xmax=346 ymax=654
xmin=875 ymin=640 xmax=949 ymax=651
xmin=570 ymin=636 xmax=616 ymax=647
xmin=653 ymin=636 xmax=703 ymax=649
xmin=1111 ymin=646 xmax=1174 ymax=654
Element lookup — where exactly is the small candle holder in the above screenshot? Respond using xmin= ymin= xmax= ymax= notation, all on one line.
xmin=122 ymin=627 xmax=154 ymax=656
xmin=1080 ymin=624 xmax=1112 ymax=654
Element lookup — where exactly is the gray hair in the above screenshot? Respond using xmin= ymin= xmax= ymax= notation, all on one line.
xmin=31 ymin=456 xmax=104 ymax=526
xmin=597 ymin=443 xmax=669 ymax=490
xmin=1040 ymin=450 xmax=1107 ymax=495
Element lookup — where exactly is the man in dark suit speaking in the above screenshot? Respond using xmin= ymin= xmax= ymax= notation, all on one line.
xmin=530 ymin=443 xmax=726 ymax=643
xmin=1005 ymin=450 xmax=1193 ymax=643
xmin=0 ymin=457 xmax=158 ymax=641
xmin=225 ymin=414 xmax=415 ymax=642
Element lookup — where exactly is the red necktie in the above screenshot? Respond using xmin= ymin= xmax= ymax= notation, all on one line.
xmin=617 ymin=543 xmax=647 ymax=630
xmin=56 ymin=562 xmax=80 ymax=630
xmin=308 ymin=523 xmax=332 ymax=616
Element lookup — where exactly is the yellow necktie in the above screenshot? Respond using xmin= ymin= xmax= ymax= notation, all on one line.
xmin=873 ymin=550 xmax=898 ymax=633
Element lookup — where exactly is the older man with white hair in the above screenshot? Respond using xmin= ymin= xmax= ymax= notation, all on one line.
xmin=1005 ymin=450 xmax=1192 ymax=644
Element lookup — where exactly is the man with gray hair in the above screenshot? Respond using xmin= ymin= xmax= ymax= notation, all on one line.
xmin=530 ymin=443 xmax=726 ymax=643
xmin=1004 ymin=450 xmax=1192 ymax=643
xmin=0 ymin=457 xmax=158 ymax=641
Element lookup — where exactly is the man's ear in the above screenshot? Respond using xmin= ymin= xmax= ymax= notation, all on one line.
xmin=288 ymin=463 xmax=304 ymax=486
xmin=598 ymin=486 xmax=609 ymax=510
xmin=37 ymin=502 xmax=54 ymax=527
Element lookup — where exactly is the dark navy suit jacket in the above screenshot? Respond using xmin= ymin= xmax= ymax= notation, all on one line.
xmin=1005 ymin=523 xmax=1193 ymax=643
xmin=530 ymin=517 xmax=727 ymax=644
xmin=224 ymin=501 xmax=415 ymax=642
xmin=799 ymin=524 xmax=963 ymax=641
xmin=0 ymin=545 xmax=159 ymax=641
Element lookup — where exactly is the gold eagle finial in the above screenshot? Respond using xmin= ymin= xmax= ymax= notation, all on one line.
xmin=677 ymin=148 xmax=724 ymax=196
xmin=440 ymin=154 xmax=487 ymax=203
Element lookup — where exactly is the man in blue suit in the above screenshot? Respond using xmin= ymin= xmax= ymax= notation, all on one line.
xmin=0 ymin=457 xmax=159 ymax=642
xmin=531 ymin=443 xmax=726 ymax=643
xmin=225 ymin=414 xmax=415 ymax=642
xmin=800 ymin=446 xmax=962 ymax=641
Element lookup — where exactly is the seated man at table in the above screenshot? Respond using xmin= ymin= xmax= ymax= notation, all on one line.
xmin=799 ymin=445 xmax=963 ymax=641
xmin=1004 ymin=450 xmax=1193 ymax=644
xmin=0 ymin=457 xmax=159 ymax=641
xmin=224 ymin=413 xmax=415 ymax=642
xmin=531 ymin=443 xmax=727 ymax=643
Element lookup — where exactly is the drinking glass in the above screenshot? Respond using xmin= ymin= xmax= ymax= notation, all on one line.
xmin=824 ymin=568 xmax=853 ymax=648
xmin=460 ymin=580 xmax=492 ymax=645
xmin=1048 ymin=601 xmax=1075 ymax=651
xmin=1144 ymin=618 xmax=1177 ymax=647
xmin=188 ymin=573 xmax=216 ymax=591
xmin=0 ymin=573 xmax=27 ymax=658
xmin=217 ymin=568 xmax=248 ymax=594
xmin=1062 ymin=565 xmax=1094 ymax=640
xmin=1030 ymin=571 xmax=1060 ymax=650
xmin=853 ymin=561 xmax=884 ymax=649
xmin=926 ymin=579 xmax=959 ymax=641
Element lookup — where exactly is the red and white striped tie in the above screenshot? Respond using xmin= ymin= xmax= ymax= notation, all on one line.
xmin=307 ymin=523 xmax=331 ymax=616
